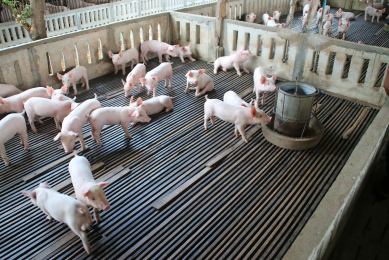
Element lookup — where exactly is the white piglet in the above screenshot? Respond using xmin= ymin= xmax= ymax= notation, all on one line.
xmin=185 ymin=69 xmax=214 ymax=97
xmin=203 ymin=96 xmax=271 ymax=143
xmin=129 ymin=96 xmax=173 ymax=126
xmin=0 ymin=112 xmax=29 ymax=166
xmin=223 ymin=90 xmax=253 ymax=107
xmin=253 ymin=64 xmax=277 ymax=106
xmin=336 ymin=18 xmax=350 ymax=40
xmin=21 ymin=183 xmax=93 ymax=254
xmin=214 ymin=47 xmax=254 ymax=76
xmin=108 ymin=49 xmax=139 ymax=75
xmin=334 ymin=8 xmax=355 ymax=20
xmin=262 ymin=13 xmax=274 ymax=25
xmin=69 ymin=155 xmax=110 ymax=223
xmin=0 ymin=84 xmax=22 ymax=98
xmin=0 ymin=87 xmax=50 ymax=114
xmin=24 ymin=97 xmax=79 ymax=132
xmin=365 ymin=6 xmax=385 ymax=22
xmin=174 ymin=43 xmax=196 ymax=63
xmin=322 ymin=21 xmax=332 ymax=37
xmin=88 ymin=104 xmax=151 ymax=146
xmin=46 ymin=86 xmax=76 ymax=101
xmin=246 ymin=12 xmax=256 ymax=23
xmin=54 ymin=94 xmax=101 ymax=153
xmin=139 ymin=62 xmax=173 ymax=97
xmin=140 ymin=40 xmax=179 ymax=64
xmin=273 ymin=11 xmax=281 ymax=22
xmin=121 ymin=64 xmax=146 ymax=97
xmin=57 ymin=66 xmax=89 ymax=95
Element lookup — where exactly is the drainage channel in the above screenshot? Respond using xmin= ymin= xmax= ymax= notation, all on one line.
xmin=0 ymin=58 xmax=378 ymax=260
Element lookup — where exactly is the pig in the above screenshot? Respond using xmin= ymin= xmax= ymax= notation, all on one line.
xmin=336 ymin=18 xmax=350 ymax=40
xmin=213 ymin=47 xmax=254 ymax=76
xmin=262 ymin=13 xmax=274 ymax=25
xmin=365 ymin=6 xmax=386 ymax=22
xmin=302 ymin=4 xmax=310 ymax=17
xmin=54 ymin=94 xmax=101 ymax=153
xmin=108 ymin=48 xmax=139 ymax=75
xmin=253 ymin=64 xmax=277 ymax=106
xmin=57 ymin=66 xmax=89 ymax=95
xmin=371 ymin=0 xmax=385 ymax=9
xmin=322 ymin=21 xmax=332 ymax=37
xmin=0 ymin=87 xmax=50 ymax=114
xmin=0 ymin=84 xmax=22 ymax=97
xmin=69 ymin=154 xmax=110 ymax=223
xmin=267 ymin=20 xmax=286 ymax=28
xmin=174 ymin=43 xmax=196 ymax=63
xmin=0 ymin=112 xmax=29 ymax=166
xmin=246 ymin=12 xmax=256 ymax=22
xmin=121 ymin=64 xmax=146 ymax=97
xmin=323 ymin=5 xmax=331 ymax=15
xmin=24 ymin=97 xmax=79 ymax=132
xmin=203 ymin=96 xmax=271 ymax=143
xmin=223 ymin=90 xmax=253 ymax=107
xmin=334 ymin=8 xmax=355 ymax=20
xmin=129 ymin=95 xmax=173 ymax=126
xmin=301 ymin=16 xmax=309 ymax=29
xmin=140 ymin=40 xmax=179 ymax=64
xmin=323 ymin=13 xmax=334 ymax=23
xmin=88 ymin=104 xmax=151 ymax=146
xmin=184 ymin=69 xmax=214 ymax=97
xmin=139 ymin=62 xmax=173 ymax=97
xmin=358 ymin=41 xmax=364 ymax=44
xmin=316 ymin=8 xmax=323 ymax=26
xmin=273 ymin=11 xmax=281 ymax=22
xmin=46 ymin=86 xmax=76 ymax=101
xmin=21 ymin=183 xmax=92 ymax=254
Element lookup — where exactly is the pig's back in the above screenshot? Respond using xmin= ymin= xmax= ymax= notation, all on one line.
xmin=69 ymin=156 xmax=94 ymax=181
xmin=70 ymin=99 xmax=100 ymax=118
xmin=223 ymin=91 xmax=244 ymax=107
xmin=205 ymin=99 xmax=238 ymax=123
xmin=0 ymin=84 xmax=22 ymax=98
xmin=143 ymin=99 xmax=165 ymax=115
xmin=150 ymin=63 xmax=172 ymax=77
xmin=0 ymin=114 xmax=25 ymax=133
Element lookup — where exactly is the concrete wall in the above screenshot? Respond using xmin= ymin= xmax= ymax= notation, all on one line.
xmin=176 ymin=2 xmax=217 ymax=17
xmin=0 ymin=13 xmax=170 ymax=90
xmin=327 ymin=0 xmax=387 ymax=11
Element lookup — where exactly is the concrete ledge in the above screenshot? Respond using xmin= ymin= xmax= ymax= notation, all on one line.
xmin=283 ymin=98 xmax=389 ymax=260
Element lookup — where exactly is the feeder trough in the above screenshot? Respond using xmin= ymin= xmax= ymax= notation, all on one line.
xmin=262 ymin=81 xmax=324 ymax=150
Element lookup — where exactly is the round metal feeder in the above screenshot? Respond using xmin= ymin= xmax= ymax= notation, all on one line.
xmin=262 ymin=80 xmax=325 ymax=150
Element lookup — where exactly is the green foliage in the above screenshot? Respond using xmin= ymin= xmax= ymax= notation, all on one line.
xmin=2 ymin=0 xmax=32 ymax=31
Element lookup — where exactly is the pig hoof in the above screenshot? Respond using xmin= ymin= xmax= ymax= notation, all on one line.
xmin=223 ymin=68 xmax=227 ymax=72
xmin=24 ymin=146 xmax=29 ymax=151
xmin=4 ymin=160 xmax=9 ymax=166
xmin=126 ymin=135 xmax=132 ymax=139
xmin=244 ymin=139 xmax=249 ymax=143
xmin=46 ymin=216 xmax=53 ymax=221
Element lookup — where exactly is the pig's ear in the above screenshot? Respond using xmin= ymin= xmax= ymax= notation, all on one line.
xmin=46 ymin=86 xmax=53 ymax=96
xmin=152 ymin=76 xmax=158 ymax=81
xmin=108 ymin=50 xmax=113 ymax=58
xmin=339 ymin=8 xmax=342 ymax=11
xmin=180 ymin=46 xmax=185 ymax=51
xmin=186 ymin=71 xmax=193 ymax=77
xmin=58 ymin=96 xmax=64 ymax=101
xmin=119 ymin=51 xmax=123 ymax=57
xmin=97 ymin=181 xmax=110 ymax=188
xmin=188 ymin=43 xmax=192 ymax=47
xmin=260 ymin=76 xmax=266 ymax=84
xmin=339 ymin=21 xmax=343 ymax=26
xmin=61 ymin=85 xmax=67 ymax=94
xmin=53 ymin=133 xmax=61 ymax=141
xmin=21 ymin=190 xmax=37 ymax=199
xmin=57 ymin=73 xmax=62 ymax=79
xmin=121 ymin=79 xmax=126 ymax=86
xmin=305 ymin=11 xmax=308 ymax=14
xmin=168 ymin=46 xmax=174 ymax=51
xmin=347 ymin=22 xmax=350 ymax=27
xmin=69 ymin=71 xmax=73 ymax=78
xmin=82 ymin=187 xmax=90 ymax=197
xmin=198 ymin=69 xmax=206 ymax=75
xmin=241 ymin=104 xmax=246 ymax=107
xmin=173 ymin=44 xmax=180 ymax=47
xmin=139 ymin=78 xmax=146 ymax=83
xmin=71 ymin=102 xmax=79 ymax=110
xmin=131 ymin=109 xmax=140 ymax=117
xmin=272 ymin=74 xmax=277 ymax=82
xmin=376 ymin=9 xmax=379 ymax=13
xmin=68 ymin=131 xmax=78 ymax=137
xmin=253 ymin=14 xmax=256 ymax=18
xmin=383 ymin=8 xmax=386 ymax=13
xmin=136 ymin=97 xmax=143 ymax=106
xmin=273 ymin=12 xmax=276 ymax=16
xmin=129 ymin=82 xmax=134 ymax=87
xmin=39 ymin=183 xmax=51 ymax=189
xmin=301 ymin=17 xmax=304 ymax=21
xmin=247 ymin=14 xmax=250 ymax=19
xmin=250 ymin=106 xmax=256 ymax=118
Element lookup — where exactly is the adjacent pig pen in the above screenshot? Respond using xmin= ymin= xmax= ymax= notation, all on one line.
xmin=1 ymin=5 xmax=389 ymax=260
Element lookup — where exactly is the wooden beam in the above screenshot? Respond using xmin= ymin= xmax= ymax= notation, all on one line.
xmin=215 ymin=0 xmax=227 ymax=45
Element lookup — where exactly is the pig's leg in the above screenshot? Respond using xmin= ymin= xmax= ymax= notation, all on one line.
xmin=54 ymin=118 xmax=61 ymax=131
xmin=204 ymin=114 xmax=209 ymax=130
xmin=35 ymin=115 xmax=43 ymax=124
xmin=214 ymin=60 xmax=220 ymax=74
xmin=0 ymin=143 xmax=9 ymax=166
xmin=141 ymin=52 xmax=147 ymax=64
xmin=233 ymin=62 xmax=242 ymax=76
xmin=168 ymin=74 xmax=172 ymax=88
xmin=180 ymin=54 xmax=185 ymax=63
xmin=131 ymin=122 xmax=137 ymax=126
xmin=114 ymin=65 xmax=118 ymax=74
xmin=121 ymin=123 xmax=132 ymax=139
xmin=188 ymin=55 xmax=196 ymax=61
xmin=84 ymin=74 xmax=89 ymax=90
xmin=157 ymin=52 xmax=163 ymax=63
xmin=196 ymin=86 xmax=208 ymax=98
xmin=19 ymin=130 xmax=28 ymax=150
xmin=153 ymin=86 xmax=157 ymax=97
xmin=131 ymin=60 xmax=134 ymax=70
xmin=137 ymin=82 xmax=141 ymax=93
xmin=241 ymin=63 xmax=250 ymax=74
xmin=372 ymin=15 xmax=374 ymax=23
xmin=210 ymin=116 xmax=215 ymax=126
xmin=93 ymin=207 xmax=101 ymax=223
xmin=342 ymin=33 xmax=346 ymax=40
xmin=237 ymin=125 xmax=249 ymax=143
xmin=262 ymin=92 xmax=268 ymax=106
xmin=164 ymin=54 xmax=171 ymax=63
xmin=68 ymin=224 xmax=91 ymax=254
xmin=121 ymin=64 xmax=126 ymax=76
xmin=27 ymin=113 xmax=37 ymax=133
xmin=184 ymin=82 xmax=191 ymax=94
xmin=78 ymin=132 xmax=87 ymax=150
xmin=72 ymin=82 xmax=78 ymax=95
xmin=235 ymin=125 xmax=239 ymax=137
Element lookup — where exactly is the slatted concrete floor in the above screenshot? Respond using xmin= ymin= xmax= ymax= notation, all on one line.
xmin=0 ymin=58 xmax=379 ymax=259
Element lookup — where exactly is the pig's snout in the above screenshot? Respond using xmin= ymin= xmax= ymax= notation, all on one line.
xmin=266 ymin=116 xmax=272 ymax=123
xmin=194 ymin=80 xmax=198 ymax=84
xmin=146 ymin=117 xmax=151 ymax=122
xmin=103 ymin=205 xmax=110 ymax=211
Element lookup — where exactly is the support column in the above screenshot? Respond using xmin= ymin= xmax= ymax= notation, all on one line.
xmin=215 ymin=0 xmax=227 ymax=47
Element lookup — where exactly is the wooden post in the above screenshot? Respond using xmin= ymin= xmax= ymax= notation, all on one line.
xmin=30 ymin=0 xmax=47 ymax=40
xmin=215 ymin=0 xmax=227 ymax=47
xmin=383 ymin=64 xmax=389 ymax=96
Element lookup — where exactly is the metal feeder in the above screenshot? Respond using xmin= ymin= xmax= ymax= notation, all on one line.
xmin=262 ymin=79 xmax=324 ymax=150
